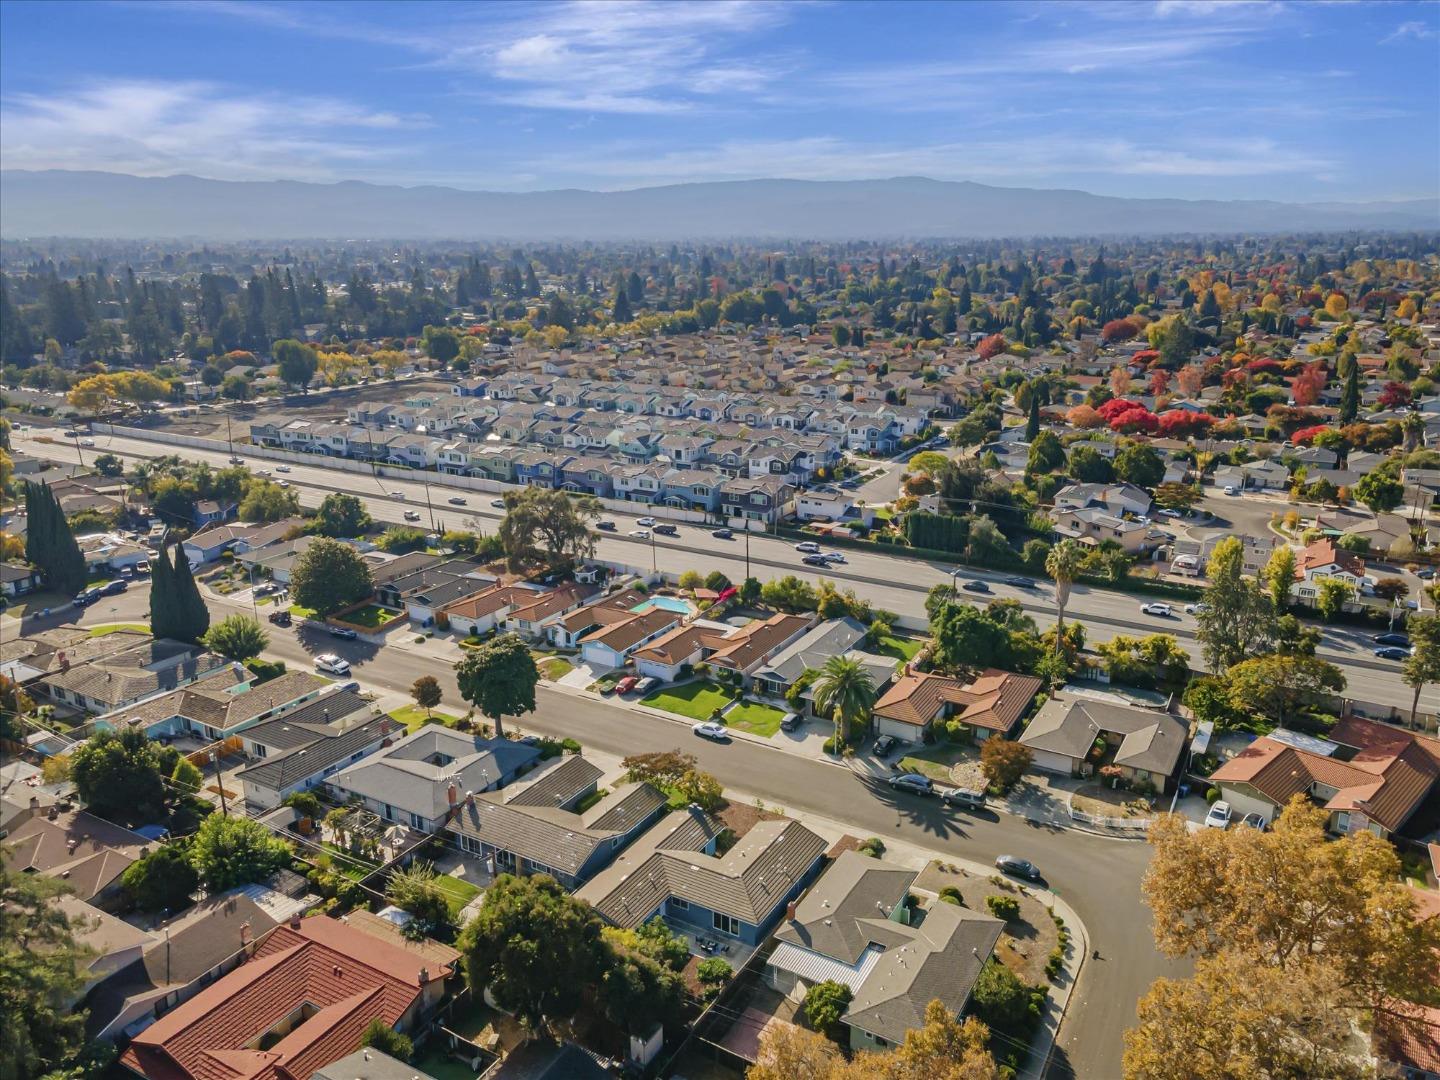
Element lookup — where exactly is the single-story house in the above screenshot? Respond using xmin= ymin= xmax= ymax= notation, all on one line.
xmin=1210 ymin=719 xmax=1440 ymax=839
xmin=751 ymin=617 xmax=898 ymax=712
xmin=0 ymin=561 xmax=42 ymax=597
xmin=704 ymin=612 xmax=815 ymax=684
xmin=237 ymin=697 xmax=396 ymax=811
xmin=632 ymin=622 xmax=732 ymax=683
xmin=579 ymin=608 xmax=682 ymax=671
xmin=872 ymin=668 xmax=1044 ymax=744
xmin=100 ymin=670 xmax=332 ymax=742
xmin=1018 ymin=695 xmax=1187 ymax=792
xmin=2 ymin=806 xmax=150 ymax=908
xmin=766 ymin=850 xmax=1003 ymax=1052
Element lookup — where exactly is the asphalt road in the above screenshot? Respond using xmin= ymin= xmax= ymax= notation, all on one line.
xmin=17 ymin=429 xmax=1433 ymax=713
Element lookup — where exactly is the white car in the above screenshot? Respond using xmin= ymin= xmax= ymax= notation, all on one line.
xmin=822 ymin=552 xmax=847 ymax=564
xmin=636 ymin=516 xmax=657 ymax=527
xmin=794 ymin=541 xmax=821 ymax=554
xmin=389 ymin=491 xmax=405 ymax=500
xmin=80 ymin=438 xmax=96 ymax=447
xmin=314 ymin=653 xmax=351 ymax=676
xmin=1223 ymin=485 xmax=1240 ymax=496
xmin=276 ymin=465 xmax=291 ymax=473
xmin=1141 ymin=602 xmax=1173 ymax=617
xmin=1205 ymin=801 xmax=1232 ymax=829
xmin=1184 ymin=602 xmax=1209 ymax=615
xmin=692 ymin=721 xmax=729 ymax=742
xmin=278 ymin=480 xmax=291 ymax=488
xmin=1157 ymin=508 xmax=1180 ymax=518
xmin=629 ymin=529 xmax=651 ymax=539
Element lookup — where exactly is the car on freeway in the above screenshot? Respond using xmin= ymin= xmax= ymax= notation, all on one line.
xmin=228 ymin=456 xmax=245 ymax=464
xmin=267 ymin=609 xmax=292 ymax=627
xmin=278 ymin=480 xmax=291 ymax=488
xmin=1004 ymin=576 xmax=1034 ymax=588
xmin=692 ymin=721 xmax=729 ymax=742
xmin=1240 ymin=812 xmax=1267 ymax=831
xmin=80 ymin=438 xmax=96 ymax=447
xmin=255 ymin=469 xmax=272 ymax=478
xmin=596 ymin=520 xmax=617 ymax=531
xmin=794 ymin=541 xmax=821 ymax=554
xmin=821 ymin=551 xmax=846 ymax=564
xmin=275 ymin=465 xmax=291 ymax=473
xmin=64 ymin=430 xmax=80 ymax=438
xmin=614 ymin=675 xmax=639 ymax=695
xmin=629 ymin=529 xmax=651 ymax=539
xmin=389 ymin=491 xmax=405 ymax=499
xmin=491 ymin=499 xmax=506 ymax=508
xmin=403 ymin=510 xmax=421 ymax=521
xmin=1375 ymin=646 xmax=1412 ymax=660
xmin=653 ymin=523 xmax=679 ymax=537
xmin=1205 ymin=801 xmax=1233 ymax=829
xmin=961 ymin=579 xmax=990 ymax=593
xmin=314 ymin=653 xmax=350 ymax=676
xmin=995 ymin=856 xmax=1042 ymax=882
xmin=1223 ymin=485 xmax=1240 ymax=495
xmin=711 ymin=528 xmax=734 ymax=539
xmin=447 ymin=497 xmax=467 ymax=506
xmin=637 ymin=517 xmax=657 ymax=528
xmin=329 ymin=626 xmax=358 ymax=640
xmin=1375 ymin=632 xmax=1411 ymax=647
xmin=1184 ymin=602 xmax=1209 ymax=615
xmin=780 ymin=712 xmax=802 ymax=732
xmin=888 ymin=773 xmax=934 ymax=795
xmin=873 ymin=734 xmax=898 ymax=757
xmin=1141 ymin=602 xmax=1173 ymax=617
xmin=633 ymin=676 xmax=659 ymax=696
xmin=801 ymin=554 xmax=830 ymax=567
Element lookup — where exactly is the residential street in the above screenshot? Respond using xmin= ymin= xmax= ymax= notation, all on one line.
xmin=20 ymin=428 xmax=1434 ymax=714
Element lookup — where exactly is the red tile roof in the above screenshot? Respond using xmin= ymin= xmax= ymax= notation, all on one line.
xmin=120 ymin=916 xmax=454 ymax=1080
xmin=1295 ymin=536 xmax=1364 ymax=579
xmin=872 ymin=668 xmax=1043 ymax=733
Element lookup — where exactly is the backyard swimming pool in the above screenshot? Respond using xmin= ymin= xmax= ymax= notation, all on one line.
xmin=631 ymin=596 xmax=694 ymax=614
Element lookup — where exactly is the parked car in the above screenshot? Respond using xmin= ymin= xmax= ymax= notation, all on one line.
xmin=794 ymin=541 xmax=821 ymax=553
xmin=961 ymin=579 xmax=990 ymax=593
xmin=491 ymin=499 xmax=506 ymax=508
xmin=637 ymin=517 xmax=657 ymax=527
xmin=388 ymin=491 xmax=405 ymax=500
xmin=100 ymin=579 xmax=128 ymax=596
xmin=328 ymin=626 xmax=358 ymax=640
xmin=1223 ymin=485 xmax=1240 ymax=496
xmin=403 ymin=510 xmax=421 ymax=521
xmin=1205 ymin=801 xmax=1233 ymax=829
xmin=596 ymin=520 xmax=617 ymax=531
xmin=711 ymin=528 xmax=734 ymax=540
xmin=1240 ymin=812 xmax=1267 ymax=831
xmin=1375 ymin=646 xmax=1412 ymax=660
xmin=134 ymin=560 xmax=151 ymax=575
xmin=447 ymin=497 xmax=467 ymax=506
xmin=629 ymin=529 xmax=652 ymax=539
xmin=692 ymin=721 xmax=729 ymax=742
xmin=1141 ymin=602 xmax=1173 ymax=617
xmin=779 ymin=712 xmax=802 ymax=732
xmin=1004 ymin=576 xmax=1034 ymax=588
xmin=614 ymin=675 xmax=639 ymax=695
xmin=942 ymin=787 xmax=988 ymax=810
xmin=314 ymin=653 xmax=350 ymax=676
xmin=72 ymin=590 xmax=98 ymax=607
xmin=873 ymin=735 xmax=898 ymax=757
xmin=1375 ymin=632 xmax=1411 ymax=647
xmin=254 ymin=582 xmax=280 ymax=596
xmin=268 ymin=609 xmax=293 ymax=627
xmin=633 ymin=676 xmax=659 ymax=696
xmin=1418 ymin=568 xmax=1436 ymax=580
xmin=995 ymin=855 xmax=1042 ymax=882
xmin=888 ymin=773 xmax=934 ymax=795
xmin=1157 ymin=508 xmax=1181 ymax=518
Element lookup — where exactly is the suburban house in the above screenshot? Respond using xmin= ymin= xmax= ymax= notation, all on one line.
xmin=720 ymin=475 xmax=796 ymax=526
xmin=1052 ymin=482 xmax=1153 ymax=517
xmin=446 ymin=755 xmax=668 ymax=888
xmin=752 ymin=617 xmax=898 ymax=710
xmin=439 ymin=584 xmax=541 ymax=637
xmin=548 ymin=588 xmax=651 ymax=648
xmin=99 ymin=670 xmax=334 ymax=742
xmin=1018 ymin=695 xmax=1187 ymax=791
xmin=118 ymin=915 xmax=457 ymax=1080
xmin=632 ymin=622 xmax=733 ymax=683
xmin=1291 ymin=536 xmax=1376 ymax=604
xmin=2 ymin=806 xmax=150 ymax=907
xmin=1209 ymin=719 xmax=1440 ymax=838
xmin=766 ymin=851 xmax=1003 ymax=1052
xmin=1049 ymin=506 xmax=1152 ymax=553
xmin=703 ymin=612 xmax=815 ymax=684
xmin=576 ymin=807 xmax=828 ymax=948
xmin=503 ymin=583 xmax=598 ymax=639
xmin=1213 ymin=458 xmax=1289 ymax=491
xmin=236 ymin=694 xmax=396 ymax=810
xmin=329 ymin=725 xmax=542 ymax=833
xmin=795 ymin=486 xmax=874 ymax=528
xmin=34 ymin=637 xmax=234 ymax=715
xmin=0 ymin=561 xmax=42 ymax=597
xmin=871 ymin=669 xmax=1044 ymax=744
xmin=191 ymin=498 xmax=237 ymax=529
xmin=578 ymin=607 xmax=683 ymax=670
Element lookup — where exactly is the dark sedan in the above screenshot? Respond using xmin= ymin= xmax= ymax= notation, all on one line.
xmin=995 ymin=855 xmax=1042 ymax=882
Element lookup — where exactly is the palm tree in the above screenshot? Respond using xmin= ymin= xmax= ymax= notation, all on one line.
xmin=1045 ymin=538 xmax=1086 ymax=640
xmin=811 ymin=655 xmax=877 ymax=753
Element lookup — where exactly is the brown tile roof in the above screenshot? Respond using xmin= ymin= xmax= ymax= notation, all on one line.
xmin=873 ymin=668 xmax=1043 ymax=733
xmin=584 ymin=608 xmax=679 ymax=652
xmin=706 ymin=613 xmax=812 ymax=672
xmin=1295 ymin=536 xmax=1365 ymax=579
xmin=873 ymin=671 xmax=967 ymax=728
xmin=507 ymin=582 xmax=595 ymax=622
xmin=439 ymin=584 xmax=532 ymax=620
xmin=631 ymin=623 xmax=723 ymax=666
xmin=120 ymin=915 xmax=453 ymax=1080
xmin=2 ymin=808 xmax=149 ymax=900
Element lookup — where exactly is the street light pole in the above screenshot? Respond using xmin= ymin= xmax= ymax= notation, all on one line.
xmin=744 ymin=526 xmax=751 ymax=583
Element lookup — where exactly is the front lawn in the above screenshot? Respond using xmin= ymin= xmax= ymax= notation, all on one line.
xmin=898 ymin=743 xmax=975 ymax=784
xmin=872 ymin=633 xmax=924 ymax=662
xmin=641 ymin=680 xmax=736 ymax=720
xmin=537 ymin=656 xmax=574 ymax=681
xmin=725 ymin=700 xmax=787 ymax=737
xmin=288 ymin=603 xmax=319 ymax=620
xmin=342 ymin=604 xmax=401 ymax=629
xmin=388 ymin=705 xmax=464 ymax=732
xmin=432 ymin=873 xmax=482 ymax=916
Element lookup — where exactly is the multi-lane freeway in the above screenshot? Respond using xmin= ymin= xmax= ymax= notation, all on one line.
xmin=15 ymin=427 xmax=1434 ymax=714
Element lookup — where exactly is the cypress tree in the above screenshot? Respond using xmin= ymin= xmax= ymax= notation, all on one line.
xmin=149 ymin=543 xmax=175 ymax=639
xmin=50 ymin=489 xmax=87 ymax=595
xmin=169 ymin=544 xmax=210 ymax=644
xmin=24 ymin=481 xmax=85 ymax=593
xmin=1026 ymin=391 xmax=1041 ymax=442
xmin=1339 ymin=361 xmax=1359 ymax=424
xmin=24 ymin=481 xmax=50 ymax=569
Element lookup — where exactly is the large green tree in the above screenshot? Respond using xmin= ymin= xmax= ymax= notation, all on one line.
xmin=121 ymin=844 xmax=199 ymax=913
xmin=272 ymin=338 xmax=318 ymax=390
xmin=290 ymin=537 xmax=374 ymax=616
xmin=312 ymin=492 xmax=372 ymax=538
xmin=811 ymin=655 xmax=877 ymax=750
xmin=188 ymin=812 xmax=292 ymax=892
xmin=496 ymin=487 xmax=600 ymax=569
xmin=23 ymin=481 xmax=86 ymax=594
xmin=1402 ymin=613 xmax=1440 ymax=727
xmin=1194 ymin=538 xmax=1274 ymax=672
xmin=457 ymin=873 xmax=608 ymax=1035
xmin=1226 ymin=653 xmax=1346 ymax=728
xmin=0 ymin=864 xmax=92 ymax=1080
xmin=455 ymin=631 xmax=538 ymax=738
xmin=238 ymin=479 xmax=300 ymax=523
xmin=203 ymin=614 xmax=268 ymax=661
xmin=150 ymin=542 xmax=209 ymax=644
xmin=1113 ymin=444 xmax=1165 ymax=489
xmin=69 ymin=728 xmax=168 ymax=825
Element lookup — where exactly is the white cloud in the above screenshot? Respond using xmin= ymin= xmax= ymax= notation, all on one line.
xmin=0 ymin=79 xmax=421 ymax=180
xmin=1380 ymin=20 xmax=1438 ymax=44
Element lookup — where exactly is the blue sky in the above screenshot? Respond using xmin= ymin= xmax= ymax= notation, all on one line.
xmin=2 ymin=0 xmax=1437 ymax=201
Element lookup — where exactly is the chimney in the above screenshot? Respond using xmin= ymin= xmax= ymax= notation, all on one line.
xmin=418 ymin=966 xmax=429 ymax=984
xmin=785 ymin=900 xmax=798 ymax=921
xmin=239 ymin=920 xmax=252 ymax=946
xmin=289 ymin=914 xmax=302 ymax=930
xmin=447 ymin=783 xmax=459 ymax=808
xmin=29 ymin=796 xmax=39 ymax=810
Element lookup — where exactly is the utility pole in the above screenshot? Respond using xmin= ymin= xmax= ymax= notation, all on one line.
xmin=744 ymin=526 xmax=751 ymax=583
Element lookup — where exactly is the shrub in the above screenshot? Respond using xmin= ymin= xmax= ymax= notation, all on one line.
xmin=696 ymin=957 xmax=732 ymax=999
xmin=856 ymin=837 xmax=886 ymax=858
xmin=803 ymin=980 xmax=853 ymax=1041
xmin=1206 ymin=787 xmax=1222 ymax=804
xmin=359 ymin=1019 xmax=413 ymax=1063
xmin=986 ymin=894 xmax=1021 ymax=921
xmin=938 ymin=885 xmax=964 ymax=906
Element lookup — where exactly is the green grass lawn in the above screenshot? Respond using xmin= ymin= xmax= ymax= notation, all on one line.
xmin=725 ymin=700 xmax=787 ymax=737
xmin=640 ymin=680 xmax=736 ymax=720
xmin=319 ymin=843 xmax=378 ymax=881
xmin=413 ymin=1050 xmax=484 ymax=1080
xmin=288 ymin=603 xmax=319 ymax=620
xmin=873 ymin=633 xmax=925 ymax=662
xmin=537 ymin=656 xmax=574 ymax=681
xmin=342 ymin=604 xmax=400 ymax=629
xmin=387 ymin=705 xmax=463 ymax=732
xmin=2 ymin=590 xmax=68 ymax=617
xmin=898 ymin=743 xmax=974 ymax=783
xmin=432 ymin=873 xmax=482 ymax=916
xmin=90 ymin=622 xmax=150 ymax=637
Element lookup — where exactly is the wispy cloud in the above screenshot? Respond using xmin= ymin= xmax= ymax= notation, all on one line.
xmin=0 ymin=79 xmax=421 ymax=179
xmin=1380 ymin=19 xmax=1438 ymax=44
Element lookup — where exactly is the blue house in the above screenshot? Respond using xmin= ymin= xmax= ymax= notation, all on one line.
xmin=192 ymin=498 xmax=237 ymax=528
xmin=514 ymin=451 xmax=568 ymax=489
xmin=576 ymin=808 xmax=828 ymax=948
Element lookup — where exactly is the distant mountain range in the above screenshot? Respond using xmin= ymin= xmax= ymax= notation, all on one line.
xmin=2 ymin=170 xmax=1437 ymax=240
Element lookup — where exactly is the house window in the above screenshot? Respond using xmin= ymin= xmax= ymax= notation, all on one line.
xmin=713 ymin=912 xmax=740 ymax=936
xmin=671 ymin=896 xmax=689 ymax=911
xmin=872 ymin=1035 xmax=888 ymax=1047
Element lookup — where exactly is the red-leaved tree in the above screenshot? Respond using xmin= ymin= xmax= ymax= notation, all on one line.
xmin=976 ymin=333 xmax=1007 ymax=360
xmin=1101 ymin=318 xmax=1138 ymax=343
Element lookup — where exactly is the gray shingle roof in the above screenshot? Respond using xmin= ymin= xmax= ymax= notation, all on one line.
xmin=505 ymin=755 xmax=604 ymax=808
xmin=773 ymin=850 xmax=917 ymax=965
xmin=1019 ymin=695 xmax=1187 ymax=776
xmin=237 ymin=714 xmax=395 ymax=794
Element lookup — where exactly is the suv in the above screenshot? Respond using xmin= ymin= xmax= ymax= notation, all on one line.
xmin=268 ymin=609 xmax=293 ymax=627
xmin=314 ymin=653 xmax=350 ymax=676
xmin=779 ymin=712 xmax=802 ymax=732
xmin=873 ymin=735 xmax=898 ymax=757
xmin=653 ymin=523 xmax=678 ymax=537
xmin=794 ymin=541 xmax=820 ymax=554
xmin=595 ymin=520 xmax=617 ymax=531
xmin=1205 ymin=801 xmax=1232 ymax=829
xmin=329 ymin=626 xmax=358 ymax=640
xmin=942 ymin=787 xmax=988 ymax=810
xmin=888 ymin=773 xmax=934 ymax=796
xmin=1141 ymin=602 xmax=1173 ymax=617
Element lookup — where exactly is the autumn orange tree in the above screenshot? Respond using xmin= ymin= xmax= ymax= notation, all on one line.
xmin=1125 ymin=796 xmax=1440 ymax=1079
